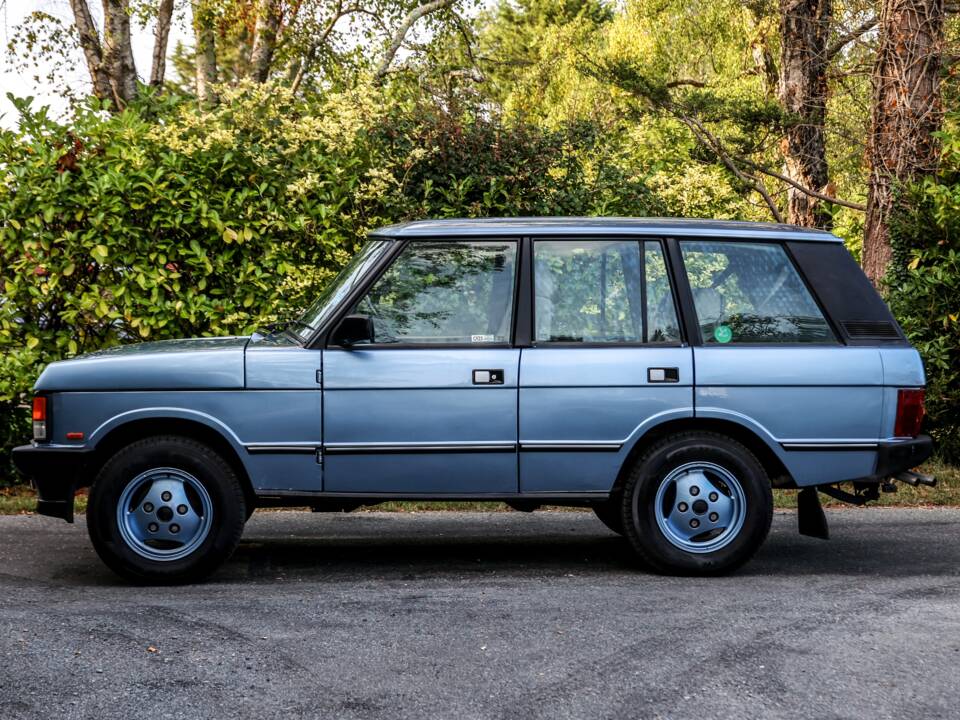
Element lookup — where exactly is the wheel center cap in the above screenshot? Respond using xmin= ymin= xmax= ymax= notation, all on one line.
xmin=692 ymin=499 xmax=709 ymax=515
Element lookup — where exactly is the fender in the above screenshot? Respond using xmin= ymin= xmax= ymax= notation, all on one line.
xmin=88 ymin=406 xmax=247 ymax=456
xmin=694 ymin=406 xmax=877 ymax=487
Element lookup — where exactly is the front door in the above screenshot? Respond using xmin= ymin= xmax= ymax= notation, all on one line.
xmin=519 ymin=238 xmax=694 ymax=493
xmin=322 ymin=239 xmax=521 ymax=494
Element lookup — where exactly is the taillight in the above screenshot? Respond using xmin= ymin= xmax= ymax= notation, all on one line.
xmin=32 ymin=396 xmax=47 ymax=441
xmin=894 ymin=389 xmax=925 ymax=438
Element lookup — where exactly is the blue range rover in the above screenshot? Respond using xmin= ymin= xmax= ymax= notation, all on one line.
xmin=13 ymin=218 xmax=934 ymax=582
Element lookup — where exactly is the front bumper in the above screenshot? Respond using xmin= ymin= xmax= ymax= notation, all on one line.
xmin=873 ymin=434 xmax=934 ymax=480
xmin=11 ymin=444 xmax=94 ymax=522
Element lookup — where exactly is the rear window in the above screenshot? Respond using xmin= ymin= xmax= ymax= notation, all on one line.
xmin=679 ymin=240 xmax=835 ymax=344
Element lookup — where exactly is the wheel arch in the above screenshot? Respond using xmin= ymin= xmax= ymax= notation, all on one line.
xmin=85 ymin=416 xmax=256 ymax=511
xmin=611 ymin=417 xmax=794 ymax=496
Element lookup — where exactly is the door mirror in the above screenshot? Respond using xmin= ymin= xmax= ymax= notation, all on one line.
xmin=333 ymin=314 xmax=375 ymax=347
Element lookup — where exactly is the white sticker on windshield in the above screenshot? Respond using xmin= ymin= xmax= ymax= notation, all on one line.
xmin=471 ymin=334 xmax=495 ymax=343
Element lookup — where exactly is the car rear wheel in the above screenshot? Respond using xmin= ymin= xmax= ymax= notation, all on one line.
xmin=87 ymin=436 xmax=246 ymax=584
xmin=621 ymin=432 xmax=772 ymax=575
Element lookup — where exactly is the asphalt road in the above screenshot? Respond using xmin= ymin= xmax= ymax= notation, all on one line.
xmin=0 ymin=508 xmax=958 ymax=720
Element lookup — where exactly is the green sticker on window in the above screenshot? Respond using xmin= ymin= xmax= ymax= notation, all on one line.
xmin=714 ymin=325 xmax=733 ymax=343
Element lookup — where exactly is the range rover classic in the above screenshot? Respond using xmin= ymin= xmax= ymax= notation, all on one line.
xmin=13 ymin=218 xmax=934 ymax=582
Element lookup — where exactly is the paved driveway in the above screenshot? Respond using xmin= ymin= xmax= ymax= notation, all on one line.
xmin=0 ymin=509 xmax=958 ymax=719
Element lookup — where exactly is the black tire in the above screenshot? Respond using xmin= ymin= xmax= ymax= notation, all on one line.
xmin=593 ymin=501 xmax=625 ymax=535
xmin=620 ymin=432 xmax=772 ymax=575
xmin=87 ymin=435 xmax=246 ymax=584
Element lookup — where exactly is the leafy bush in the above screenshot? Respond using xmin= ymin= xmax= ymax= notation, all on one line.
xmin=0 ymin=84 xmax=661 ymax=485
xmin=886 ymin=118 xmax=960 ymax=461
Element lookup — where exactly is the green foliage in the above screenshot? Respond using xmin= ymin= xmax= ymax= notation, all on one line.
xmin=0 ymin=83 xmax=662 ymax=484
xmin=886 ymin=117 xmax=960 ymax=461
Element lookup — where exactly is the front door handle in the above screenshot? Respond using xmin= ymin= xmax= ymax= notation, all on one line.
xmin=473 ymin=369 xmax=504 ymax=385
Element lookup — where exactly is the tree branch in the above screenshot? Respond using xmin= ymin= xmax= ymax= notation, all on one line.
xmin=682 ymin=113 xmax=786 ymax=223
xmin=374 ymin=0 xmax=454 ymax=82
xmin=290 ymin=1 xmax=357 ymax=95
xmin=742 ymin=159 xmax=867 ymax=210
xmin=664 ymin=78 xmax=707 ymax=89
xmin=451 ymin=11 xmax=483 ymax=83
xmin=826 ymin=17 xmax=877 ymax=60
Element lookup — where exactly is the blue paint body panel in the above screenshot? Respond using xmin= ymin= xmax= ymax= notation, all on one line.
xmin=322 ymin=348 xmax=520 ymax=493
xmin=322 ymin=453 xmax=514 ymax=494
xmin=36 ymin=337 xmax=248 ymax=391
xmin=519 ymin=347 xmax=694 ymax=492
xmin=694 ymin=347 xmax=885 ymax=486
xmin=245 ymin=338 xmax=323 ymax=390
xmin=51 ymin=390 xmax=322 ymax=492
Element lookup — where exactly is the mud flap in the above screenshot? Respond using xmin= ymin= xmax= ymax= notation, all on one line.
xmin=797 ymin=487 xmax=829 ymax=540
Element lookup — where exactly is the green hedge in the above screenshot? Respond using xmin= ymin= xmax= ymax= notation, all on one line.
xmin=886 ymin=119 xmax=960 ymax=461
xmin=0 ymin=84 xmax=660 ymax=485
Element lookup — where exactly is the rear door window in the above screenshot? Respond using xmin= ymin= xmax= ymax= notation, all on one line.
xmin=533 ymin=239 xmax=680 ymax=344
xmin=679 ymin=240 xmax=835 ymax=344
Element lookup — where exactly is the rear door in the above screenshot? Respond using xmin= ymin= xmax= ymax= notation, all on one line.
xmin=519 ymin=238 xmax=694 ymax=493
xmin=322 ymin=239 xmax=521 ymax=494
xmin=678 ymin=238 xmax=884 ymax=485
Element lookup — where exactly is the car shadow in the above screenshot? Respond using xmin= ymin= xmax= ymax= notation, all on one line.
xmin=214 ymin=512 xmax=960 ymax=583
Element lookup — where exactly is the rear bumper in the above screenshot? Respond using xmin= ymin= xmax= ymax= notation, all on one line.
xmin=11 ymin=444 xmax=93 ymax=523
xmin=873 ymin=435 xmax=934 ymax=479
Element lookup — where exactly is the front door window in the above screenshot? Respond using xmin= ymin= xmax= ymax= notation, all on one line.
xmin=351 ymin=241 xmax=518 ymax=345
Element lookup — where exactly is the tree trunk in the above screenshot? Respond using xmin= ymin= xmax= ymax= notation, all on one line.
xmin=150 ymin=0 xmax=175 ymax=86
xmin=68 ymin=0 xmax=114 ymax=102
xmin=778 ymin=0 xmax=832 ymax=229
xmin=192 ymin=0 xmax=219 ymax=107
xmin=101 ymin=0 xmax=139 ymax=105
xmin=250 ymin=0 xmax=282 ymax=82
xmin=863 ymin=0 xmax=945 ymax=284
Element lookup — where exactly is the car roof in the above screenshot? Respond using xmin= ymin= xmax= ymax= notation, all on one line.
xmin=369 ymin=217 xmax=842 ymax=242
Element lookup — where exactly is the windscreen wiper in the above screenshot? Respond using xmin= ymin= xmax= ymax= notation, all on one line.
xmin=255 ymin=318 xmax=315 ymax=339
xmin=284 ymin=318 xmax=315 ymax=334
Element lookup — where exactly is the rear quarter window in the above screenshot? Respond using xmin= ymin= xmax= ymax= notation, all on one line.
xmin=679 ymin=240 xmax=836 ymax=344
xmin=787 ymin=241 xmax=906 ymax=345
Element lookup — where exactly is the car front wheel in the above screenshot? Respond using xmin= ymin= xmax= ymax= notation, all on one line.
xmin=620 ymin=432 xmax=773 ymax=575
xmin=87 ymin=436 xmax=246 ymax=584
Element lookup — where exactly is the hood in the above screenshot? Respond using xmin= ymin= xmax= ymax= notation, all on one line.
xmin=35 ymin=337 xmax=250 ymax=392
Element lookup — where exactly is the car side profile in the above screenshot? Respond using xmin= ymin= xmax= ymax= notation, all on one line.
xmin=13 ymin=218 xmax=934 ymax=583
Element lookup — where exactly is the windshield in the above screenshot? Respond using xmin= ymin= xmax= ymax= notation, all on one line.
xmin=294 ymin=240 xmax=391 ymax=341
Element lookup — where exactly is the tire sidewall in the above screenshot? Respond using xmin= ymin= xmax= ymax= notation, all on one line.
xmin=623 ymin=434 xmax=772 ymax=574
xmin=87 ymin=437 xmax=245 ymax=583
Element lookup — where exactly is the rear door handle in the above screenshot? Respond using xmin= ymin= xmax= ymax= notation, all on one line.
xmin=473 ymin=369 xmax=504 ymax=385
xmin=648 ymin=367 xmax=680 ymax=383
